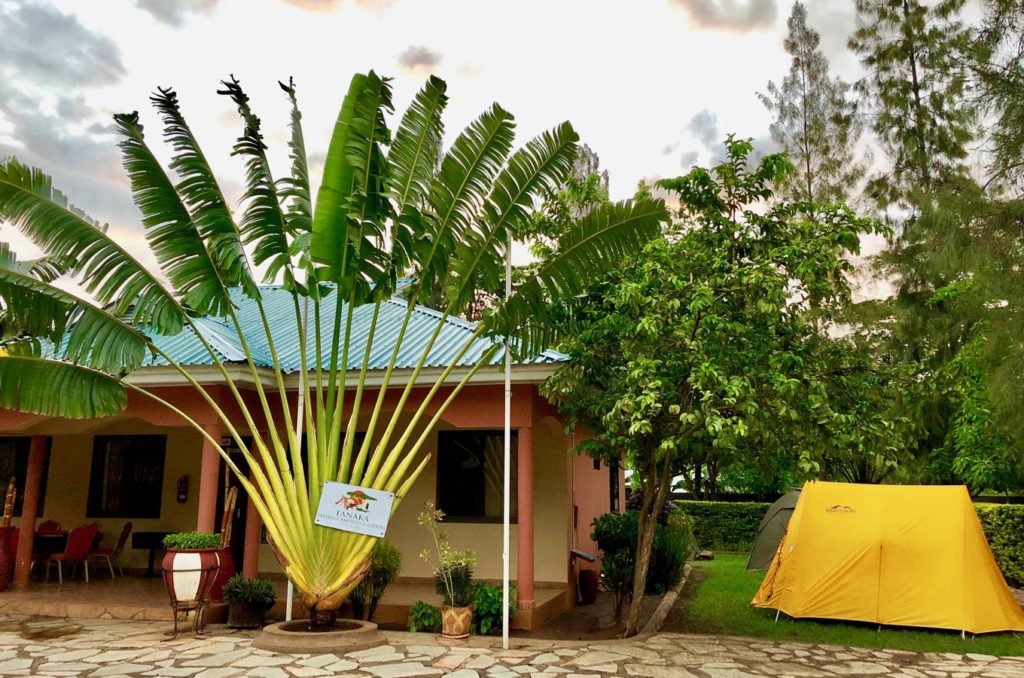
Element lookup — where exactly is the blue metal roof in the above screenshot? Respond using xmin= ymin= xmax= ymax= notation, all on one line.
xmin=143 ymin=285 xmax=567 ymax=371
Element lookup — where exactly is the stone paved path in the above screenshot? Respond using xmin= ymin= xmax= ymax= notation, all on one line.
xmin=0 ymin=615 xmax=1021 ymax=677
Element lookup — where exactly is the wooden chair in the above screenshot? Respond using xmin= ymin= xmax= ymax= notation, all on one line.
xmin=45 ymin=523 xmax=99 ymax=584
xmin=87 ymin=522 xmax=131 ymax=578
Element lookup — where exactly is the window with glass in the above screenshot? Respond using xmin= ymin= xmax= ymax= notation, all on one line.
xmin=87 ymin=435 xmax=166 ymax=518
xmin=436 ymin=430 xmax=517 ymax=522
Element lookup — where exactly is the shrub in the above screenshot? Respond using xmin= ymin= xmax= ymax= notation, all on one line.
xmin=591 ymin=509 xmax=694 ymax=599
xmin=601 ymin=549 xmax=634 ymax=621
xmin=351 ymin=539 xmax=403 ymax=621
xmin=223 ymin=575 xmax=276 ymax=611
xmin=976 ymin=503 xmax=1024 ymax=586
xmin=469 ymin=583 xmax=517 ymax=635
xmin=162 ymin=532 xmax=222 ymax=550
xmin=648 ymin=512 xmax=695 ymax=594
xmin=408 ymin=600 xmax=441 ymax=633
xmin=673 ymin=500 xmax=768 ymax=551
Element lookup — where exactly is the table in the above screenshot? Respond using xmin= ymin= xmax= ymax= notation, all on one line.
xmin=32 ymin=532 xmax=68 ymax=556
xmin=131 ymin=531 xmax=171 ymax=577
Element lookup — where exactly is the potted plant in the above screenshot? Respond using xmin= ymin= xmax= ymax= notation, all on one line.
xmin=223 ymin=574 xmax=276 ymax=628
xmin=161 ymin=531 xmax=223 ymax=630
xmin=418 ymin=502 xmax=475 ymax=638
xmin=350 ymin=539 xmax=402 ymax=622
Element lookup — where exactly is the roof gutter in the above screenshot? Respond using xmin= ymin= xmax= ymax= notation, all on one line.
xmin=124 ymin=362 xmax=560 ymax=389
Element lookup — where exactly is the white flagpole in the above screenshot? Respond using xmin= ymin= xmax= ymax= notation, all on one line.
xmin=502 ymin=233 xmax=512 ymax=650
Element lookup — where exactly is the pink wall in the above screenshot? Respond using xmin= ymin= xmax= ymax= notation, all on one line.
xmin=570 ymin=449 xmax=624 ymax=561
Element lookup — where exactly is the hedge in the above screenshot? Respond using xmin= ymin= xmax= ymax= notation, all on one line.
xmin=674 ymin=499 xmax=1024 ymax=586
xmin=674 ymin=500 xmax=768 ymax=552
xmin=975 ymin=503 xmax=1024 ymax=586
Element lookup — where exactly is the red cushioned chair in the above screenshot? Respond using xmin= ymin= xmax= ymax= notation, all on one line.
xmin=44 ymin=523 xmax=99 ymax=584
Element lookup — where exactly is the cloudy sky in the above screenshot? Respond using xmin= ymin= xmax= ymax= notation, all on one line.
xmin=0 ymin=0 xmax=865 ymax=269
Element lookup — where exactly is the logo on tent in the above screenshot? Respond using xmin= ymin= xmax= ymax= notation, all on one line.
xmin=826 ymin=504 xmax=855 ymax=513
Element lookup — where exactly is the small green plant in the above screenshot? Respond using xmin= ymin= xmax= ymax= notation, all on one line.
xmin=223 ymin=574 xmax=276 ymax=611
xmin=350 ymin=539 xmax=403 ymax=621
xmin=162 ymin=532 xmax=222 ymax=550
xmin=418 ymin=502 xmax=476 ymax=607
xmin=408 ymin=600 xmax=441 ymax=633
xmin=469 ymin=583 xmax=517 ymax=635
xmin=601 ymin=549 xmax=635 ymax=621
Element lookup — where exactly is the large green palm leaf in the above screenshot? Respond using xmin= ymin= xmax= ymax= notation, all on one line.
xmin=445 ymin=121 xmax=579 ymax=313
xmin=0 ymin=354 xmax=126 ymax=418
xmin=415 ymin=104 xmax=515 ymax=300
xmin=0 ymin=158 xmax=184 ymax=333
xmin=151 ymin=87 xmax=259 ymax=300
xmin=114 ymin=112 xmax=234 ymax=318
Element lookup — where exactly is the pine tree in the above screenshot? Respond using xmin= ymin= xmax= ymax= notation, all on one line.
xmin=759 ymin=2 xmax=864 ymax=204
xmin=849 ymin=0 xmax=977 ymax=205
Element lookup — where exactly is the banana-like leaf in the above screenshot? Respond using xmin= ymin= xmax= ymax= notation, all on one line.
xmin=416 ymin=104 xmax=515 ymax=299
xmin=0 ymin=158 xmax=184 ymax=334
xmin=278 ymin=80 xmax=312 ymax=264
xmin=220 ymin=77 xmax=297 ymax=288
xmin=492 ymin=198 xmax=669 ymax=357
xmin=151 ymin=87 xmax=259 ymax=300
xmin=0 ymin=267 xmax=148 ymax=374
xmin=445 ymin=122 xmax=579 ymax=313
xmin=115 ymin=112 xmax=235 ymax=318
xmin=385 ymin=76 xmax=447 ymax=287
xmin=311 ymin=72 xmax=394 ymax=299
xmin=0 ymin=354 xmax=127 ymax=418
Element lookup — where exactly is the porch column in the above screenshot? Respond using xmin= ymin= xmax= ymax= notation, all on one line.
xmin=242 ymin=483 xmax=262 ymax=578
xmin=196 ymin=424 xmax=222 ymax=532
xmin=516 ymin=426 xmax=535 ymax=609
xmin=13 ymin=436 xmax=47 ymax=589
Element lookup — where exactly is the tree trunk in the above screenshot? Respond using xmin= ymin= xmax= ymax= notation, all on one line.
xmin=309 ymin=603 xmax=338 ymax=631
xmin=623 ymin=452 xmax=673 ymax=637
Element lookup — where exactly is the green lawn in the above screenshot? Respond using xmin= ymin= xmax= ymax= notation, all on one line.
xmin=674 ymin=554 xmax=1024 ymax=657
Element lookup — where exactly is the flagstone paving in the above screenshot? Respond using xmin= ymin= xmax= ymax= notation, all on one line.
xmin=0 ymin=615 xmax=1021 ymax=677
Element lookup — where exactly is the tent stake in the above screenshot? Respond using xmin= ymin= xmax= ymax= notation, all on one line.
xmin=774 ymin=609 xmax=780 ymax=623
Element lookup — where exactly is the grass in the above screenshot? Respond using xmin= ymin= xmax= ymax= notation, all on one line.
xmin=673 ymin=554 xmax=1024 ymax=657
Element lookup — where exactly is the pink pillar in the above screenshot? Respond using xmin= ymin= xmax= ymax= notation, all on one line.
xmin=242 ymin=483 xmax=262 ymax=578
xmin=196 ymin=425 xmax=222 ymax=532
xmin=13 ymin=436 xmax=47 ymax=590
xmin=516 ymin=426 xmax=535 ymax=608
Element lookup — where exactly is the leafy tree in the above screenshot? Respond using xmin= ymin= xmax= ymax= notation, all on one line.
xmin=0 ymin=72 xmax=666 ymax=627
xmin=974 ymin=0 xmax=1024 ymax=189
xmin=544 ymin=137 xmax=885 ymax=636
xmin=849 ymin=0 xmax=977 ymax=205
xmin=759 ymin=1 xmax=865 ymax=204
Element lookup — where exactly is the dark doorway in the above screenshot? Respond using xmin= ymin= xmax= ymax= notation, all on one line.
xmin=217 ymin=436 xmax=252 ymax=573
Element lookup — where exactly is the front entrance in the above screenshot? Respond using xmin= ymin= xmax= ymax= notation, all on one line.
xmin=217 ymin=437 xmax=251 ymax=574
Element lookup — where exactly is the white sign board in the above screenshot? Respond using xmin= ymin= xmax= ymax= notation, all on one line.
xmin=314 ymin=482 xmax=395 ymax=538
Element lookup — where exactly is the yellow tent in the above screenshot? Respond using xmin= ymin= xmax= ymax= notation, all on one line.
xmin=752 ymin=481 xmax=1024 ymax=634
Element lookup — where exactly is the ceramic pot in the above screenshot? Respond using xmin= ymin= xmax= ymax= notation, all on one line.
xmin=440 ymin=605 xmax=472 ymax=639
xmin=578 ymin=568 xmax=599 ymax=605
xmin=161 ymin=548 xmax=220 ymax=605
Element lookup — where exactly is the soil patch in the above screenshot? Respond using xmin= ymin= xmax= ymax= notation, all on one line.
xmin=661 ymin=564 xmax=704 ymax=630
xmin=515 ymin=591 xmax=665 ymax=641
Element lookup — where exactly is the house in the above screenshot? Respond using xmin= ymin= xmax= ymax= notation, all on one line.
xmin=0 ymin=286 xmax=623 ymax=629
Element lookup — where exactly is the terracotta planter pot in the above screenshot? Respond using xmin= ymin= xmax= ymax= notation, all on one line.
xmin=440 ymin=605 xmax=472 ymax=639
xmin=0 ymin=526 xmax=13 ymax=592
xmin=209 ymin=546 xmax=234 ymax=603
xmin=161 ymin=548 xmax=221 ymax=606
